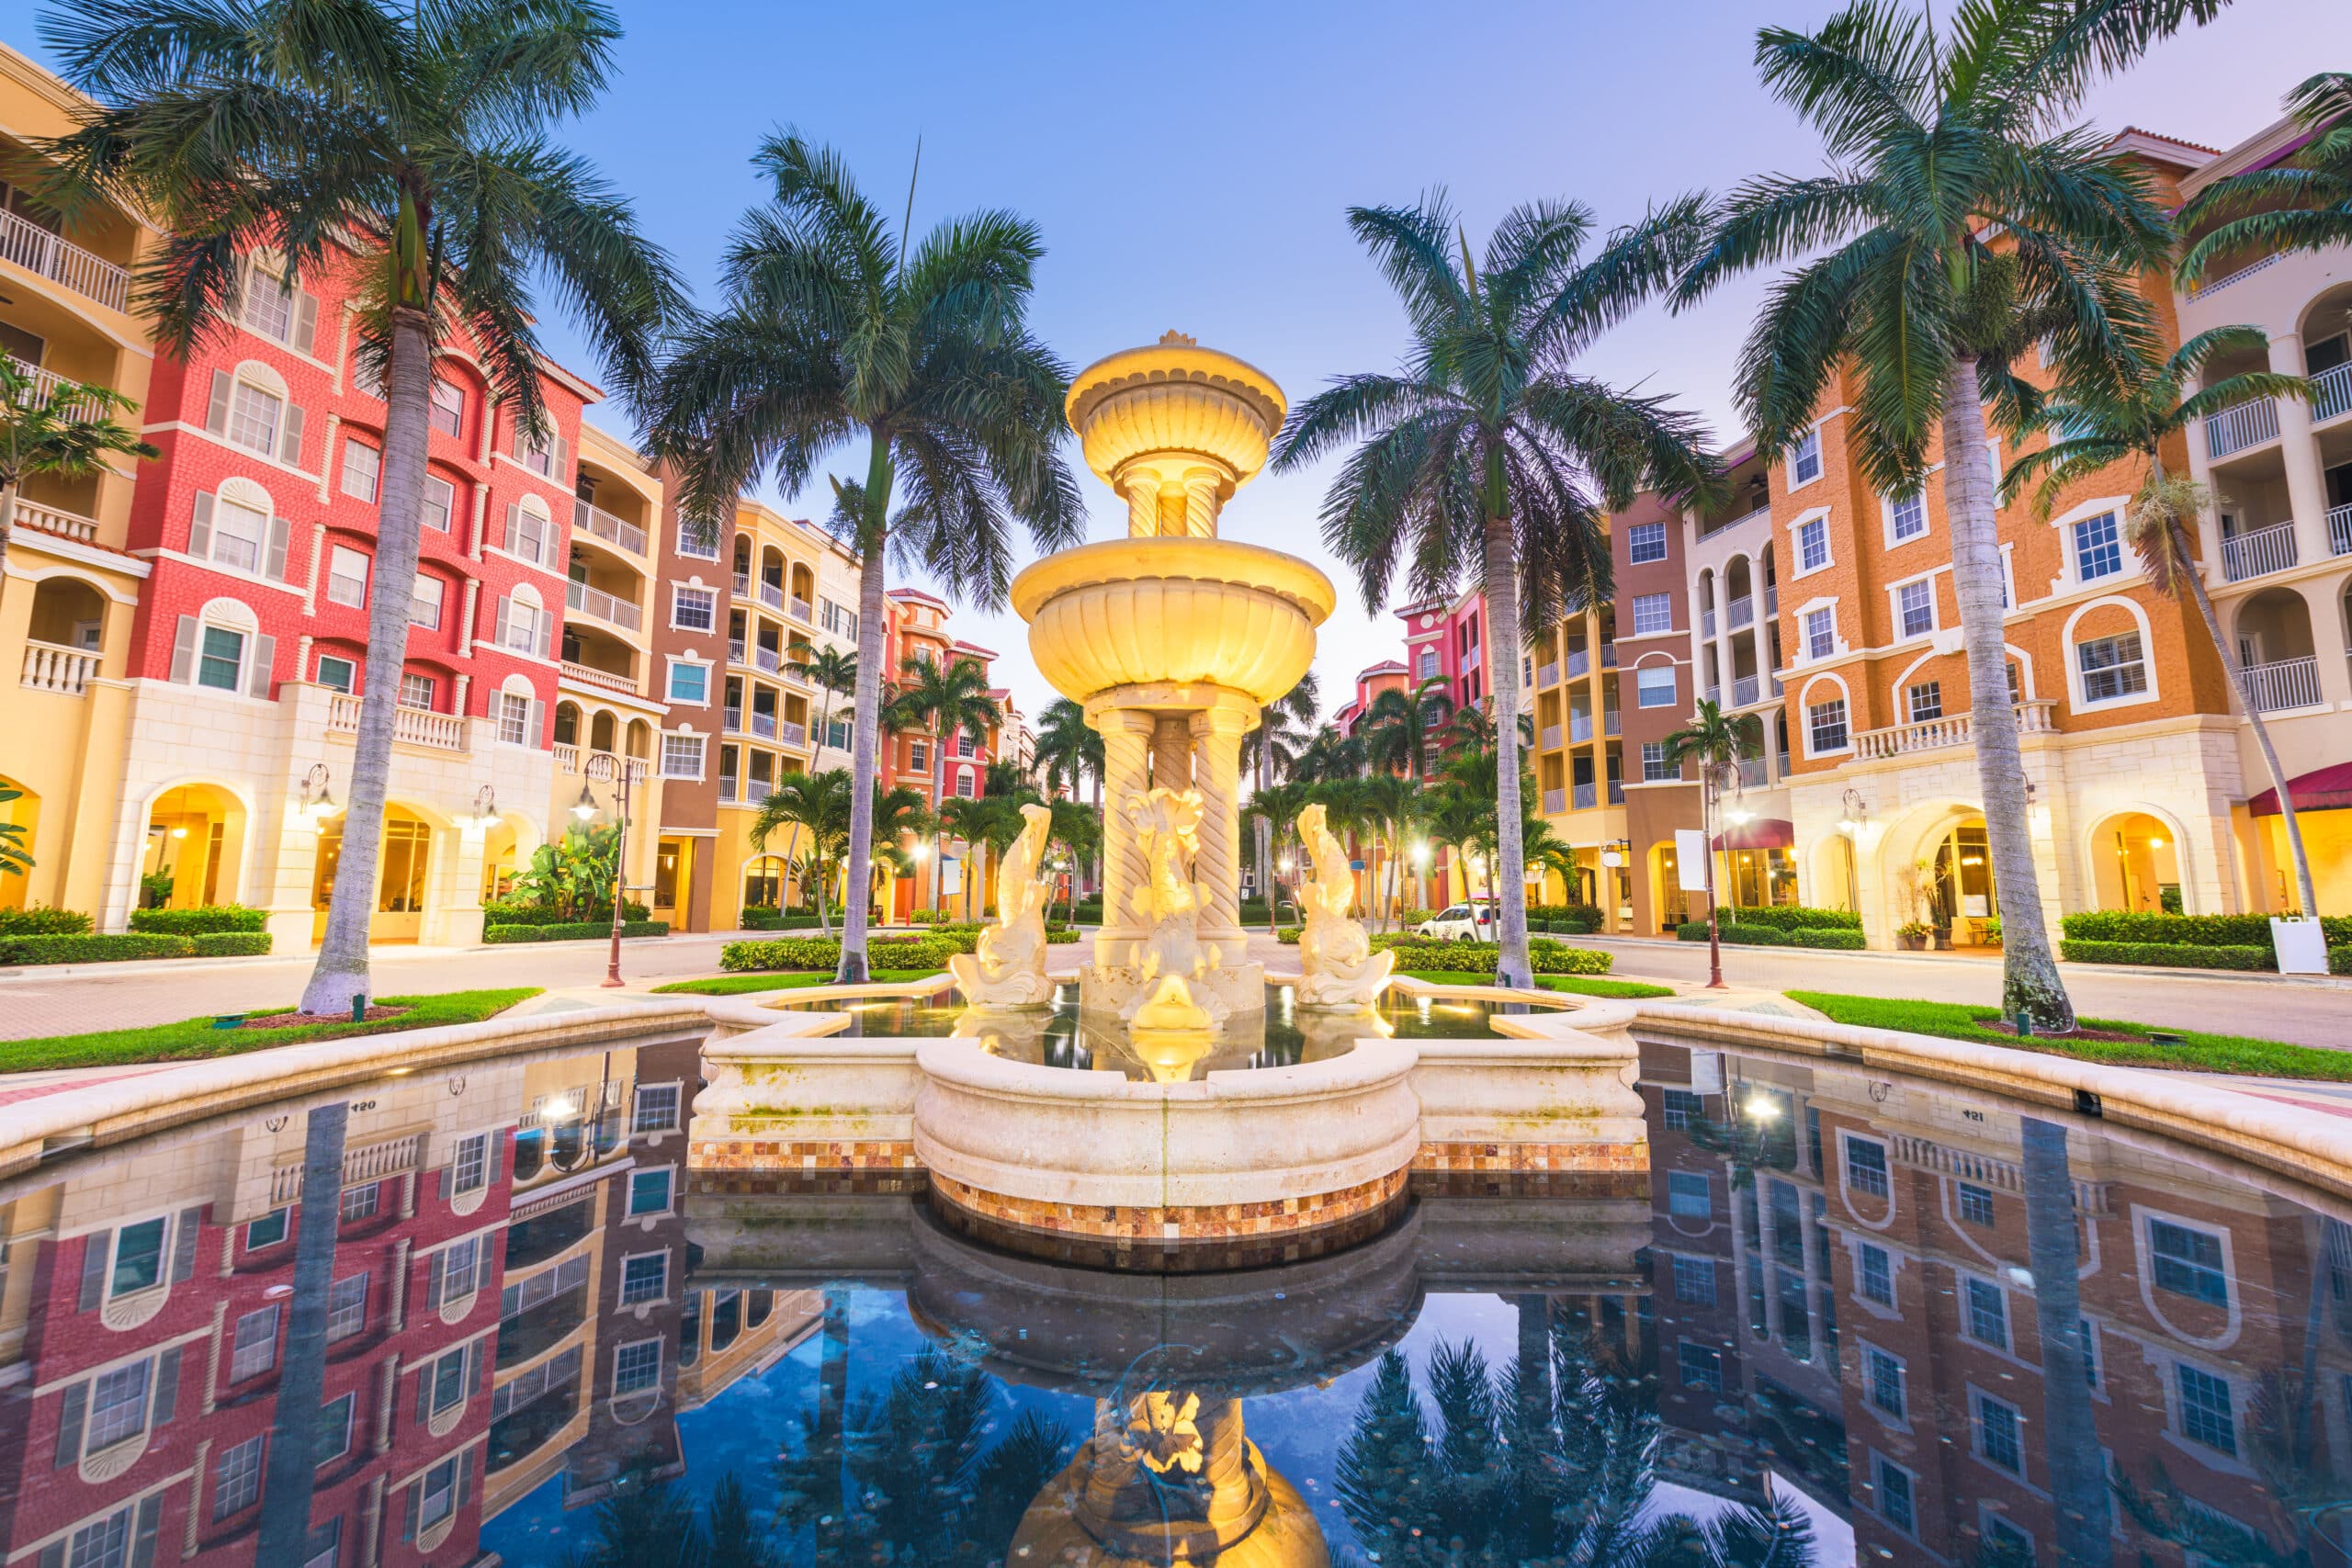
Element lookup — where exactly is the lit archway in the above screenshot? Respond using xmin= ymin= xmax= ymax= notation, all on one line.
xmin=2086 ymin=810 xmax=2185 ymax=914
xmin=141 ymin=782 xmax=249 ymax=909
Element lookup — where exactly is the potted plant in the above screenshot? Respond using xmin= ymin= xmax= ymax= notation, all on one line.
xmin=1983 ymin=916 xmax=2003 ymax=948
xmin=1895 ymin=920 xmax=1930 ymax=952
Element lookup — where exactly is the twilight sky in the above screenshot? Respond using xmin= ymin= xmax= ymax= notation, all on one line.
xmin=9 ymin=0 xmax=2344 ymax=727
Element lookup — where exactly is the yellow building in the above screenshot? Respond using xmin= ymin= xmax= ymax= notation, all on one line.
xmin=0 ymin=41 xmax=160 ymax=917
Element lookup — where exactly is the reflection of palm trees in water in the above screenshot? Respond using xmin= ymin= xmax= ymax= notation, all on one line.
xmin=560 ymin=1472 xmax=773 ymax=1567
xmin=1334 ymin=1325 xmax=1817 ymax=1567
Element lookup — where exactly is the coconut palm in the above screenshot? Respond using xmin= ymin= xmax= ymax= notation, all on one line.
xmin=750 ymin=770 xmax=925 ymax=937
xmin=1246 ymin=780 xmax=1311 ymax=919
xmin=1244 ymin=671 xmax=1319 ymax=928
xmin=790 ymin=643 xmax=859 ymax=759
xmin=1661 ymin=699 xmax=1754 ymax=989
xmin=885 ymin=654 xmax=1001 ymax=914
xmin=40 ymin=0 xmax=684 ymax=1015
xmin=1276 ymin=191 xmax=1720 ymax=988
xmin=2004 ymin=325 xmax=2319 ymax=918
xmin=0 ymin=361 xmax=154 ymax=617
xmin=1362 ymin=675 xmax=1454 ymax=781
xmin=1671 ymin=0 xmax=2229 ymax=1029
xmin=2179 ymin=73 xmax=2352 ymax=283
xmin=1294 ymin=724 xmax=1367 ymax=784
xmin=1032 ymin=696 xmax=1102 ymax=804
xmin=1045 ymin=796 xmax=1101 ymax=925
xmin=1357 ymin=772 xmax=1423 ymax=931
xmin=650 ymin=132 xmax=1080 ymax=982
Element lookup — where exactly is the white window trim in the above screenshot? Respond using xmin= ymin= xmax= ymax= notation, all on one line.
xmin=2061 ymin=596 xmax=2160 ymax=713
xmin=628 ymin=1164 xmax=677 ymax=1221
xmin=1786 ymin=505 xmax=1834 ymax=581
xmin=1967 ymin=1383 xmax=2029 ymax=1479
xmin=2045 ymin=492 xmax=2137 ymax=595
xmin=670 ymin=582 xmax=719 ymax=634
xmin=663 ymin=655 xmax=713 ymax=708
xmin=1624 ymin=520 xmax=1670 ymax=565
xmin=659 ymin=731 xmax=706 ymax=782
xmin=1871 ymin=1451 xmax=1920 ymax=1539
xmin=610 ymin=1335 xmax=663 ymax=1395
xmin=1793 ymin=597 xmax=1845 ymax=665
xmin=616 ymin=1248 xmax=670 ymax=1307
xmin=1880 ymin=488 xmax=1931 ymax=550
xmin=1884 ymin=567 xmax=1943 ymax=646
xmin=140 ymin=421 xmax=322 ymax=486
xmin=1858 ymin=1338 xmax=1912 ymax=1431
xmin=482 ymin=543 xmax=568 ymax=582
xmin=1785 ymin=424 xmax=1826 ymax=493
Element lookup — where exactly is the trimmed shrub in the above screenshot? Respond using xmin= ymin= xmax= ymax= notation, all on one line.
xmin=483 ymin=920 xmax=670 ymax=944
xmin=193 ymin=931 xmax=273 ymax=957
xmin=718 ymin=934 xmax=958 ymax=973
xmin=1724 ymin=905 xmax=1862 ymax=932
xmin=2332 ymin=946 xmax=2351 ymax=976
xmin=739 ymin=908 xmax=825 ymax=931
xmin=1372 ymin=934 xmax=1613 ymax=975
xmin=130 ymin=903 xmax=268 ymax=935
xmin=0 ymin=931 xmax=196 ymax=965
xmin=1046 ymin=927 xmax=1080 ymax=944
xmin=2060 ymin=910 xmax=2352 ymax=947
xmin=1676 ymin=921 xmax=1867 ymax=951
xmin=0 ymin=905 xmax=93 ymax=936
xmin=2059 ymin=939 xmax=2272 ymax=971
xmin=481 ymin=899 xmax=650 ymax=928
xmin=1277 ymin=926 xmax=1302 ymax=944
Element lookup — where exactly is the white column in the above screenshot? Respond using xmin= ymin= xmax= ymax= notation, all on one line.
xmin=1093 ymin=708 xmax=1156 ymax=964
xmin=2272 ymin=335 xmax=2336 ymax=570
xmin=1123 ymin=472 xmax=1159 ymax=538
xmin=1181 ymin=468 xmax=1223 ymax=538
xmin=1189 ymin=706 xmax=1249 ymax=944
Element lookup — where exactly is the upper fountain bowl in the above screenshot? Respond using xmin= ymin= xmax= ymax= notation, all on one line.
xmin=1065 ymin=333 xmax=1287 ymax=502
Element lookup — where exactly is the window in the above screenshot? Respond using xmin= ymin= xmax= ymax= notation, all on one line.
xmin=1642 ymin=740 xmax=1674 ymax=782
xmin=676 ymin=522 xmax=720 ymax=560
xmin=634 ymin=1084 xmax=681 ymax=1134
xmin=1661 ymin=1088 xmax=1702 ymax=1130
xmin=245 ymin=1208 xmax=289 ymax=1250
xmin=230 ymin=1304 xmax=280 ymax=1382
xmin=1630 ymin=592 xmax=1673 ymax=635
xmin=326 ymin=545 xmax=369 ymax=608
xmin=316 ymin=655 xmax=355 ymax=694
xmin=1983 ymin=1516 xmax=2035 ymax=1564
xmin=1676 ymin=1340 xmax=1724 ymax=1392
xmin=520 ymin=429 xmax=559 ymax=477
xmin=661 ymin=733 xmax=705 ymax=780
xmin=1789 ymin=428 xmax=1822 ymax=486
xmin=451 ymin=1134 xmax=490 ymax=1195
xmin=429 ymin=378 xmax=464 ymax=437
xmin=215 ymin=1435 xmax=265 ymax=1518
xmin=2077 ymin=631 xmax=2147 ymax=705
xmin=208 ymin=494 xmax=269 ymax=572
xmin=510 ymin=505 xmax=548 ymax=564
xmin=228 ymin=380 xmax=284 ymax=456
xmin=1807 ymin=696 xmax=1849 ymax=754
xmin=410 ymin=575 xmax=443 ymax=630
xmin=1890 ymin=491 xmax=1926 ymax=541
xmin=1418 ymin=649 xmax=1439 ymax=680
xmin=498 ymin=692 xmax=532 ymax=747
xmin=314 ymin=1393 xmax=353 ymax=1466
xmin=1845 ymin=1137 xmax=1889 ymax=1196
xmin=436 ymin=1235 xmax=482 ymax=1305
xmin=326 ymin=1272 xmax=368 ymax=1341
xmin=1803 ymin=607 xmax=1834 ymax=660
xmin=418 ymin=1455 xmax=460 ymax=1531
xmin=2179 ymin=1363 xmax=2237 ymax=1455
xmin=1627 ymin=521 xmax=1668 ymax=563
xmin=1864 ymin=1346 xmax=1905 ymax=1419
xmin=673 ymin=586 xmax=717 ymax=631
xmin=1906 ymin=682 xmax=1942 ymax=723
xmin=909 ymin=740 xmax=929 ymax=773
xmin=621 ymin=1253 xmax=668 ymax=1305
xmin=1959 ymin=1182 xmax=1996 ymax=1226
xmin=1896 ymin=579 xmax=1935 ymax=638
xmin=1635 ymin=664 xmax=1677 ymax=708
xmin=198 ymin=626 xmax=246 ymax=693
xmin=613 ymin=1338 xmax=662 ymax=1395
xmin=1975 ymin=1392 xmax=2024 ymax=1472
xmin=1859 ymin=1244 xmax=1894 ymax=1306
xmin=422 ymin=474 xmax=456 ymax=533
xmin=398 ymin=671 xmax=435 ymax=711
xmin=1671 ymin=1255 xmax=1716 ymax=1305
xmin=342 ymin=439 xmax=380 ymax=502
xmin=2150 ymin=1219 xmax=2229 ymax=1305
xmin=1668 ymin=1171 xmax=1712 ymax=1219
xmin=85 ymin=1360 xmax=153 ymax=1450
xmin=1965 ymin=1278 xmax=2009 ymax=1349
xmin=1875 ymin=1455 xmax=1916 ymax=1534
xmin=629 ymin=1168 xmax=673 ymax=1217
xmin=427 ymin=1348 xmax=468 ymax=1416
xmin=1794 ymin=517 xmax=1828 ymax=575
xmin=2073 ymin=510 xmax=2123 ymax=581
xmin=339 ymin=1183 xmax=379 ymax=1224
xmin=667 ymin=661 xmax=708 ymax=704
xmin=502 ymin=597 xmax=546 ymax=655
xmin=243 ymin=268 xmax=294 ymax=340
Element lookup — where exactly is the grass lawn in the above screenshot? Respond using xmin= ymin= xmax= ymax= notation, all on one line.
xmin=0 ymin=988 xmax=542 ymax=1075
xmin=1396 ymin=970 xmax=1677 ymax=999
xmin=1787 ymin=990 xmax=2352 ymax=1081
xmin=650 ymin=969 xmax=944 ymax=997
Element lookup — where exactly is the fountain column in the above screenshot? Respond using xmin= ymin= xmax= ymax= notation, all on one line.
xmin=1181 ymin=468 xmax=1224 ymax=537
xmin=1122 ymin=471 xmax=1162 ymax=537
xmin=1151 ymin=715 xmax=1193 ymax=794
xmin=1190 ymin=702 xmax=1253 ymax=947
xmin=1094 ymin=705 xmax=1158 ymax=968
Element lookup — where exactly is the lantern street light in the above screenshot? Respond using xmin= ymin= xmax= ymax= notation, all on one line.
xmin=581 ymin=752 xmax=632 ymax=988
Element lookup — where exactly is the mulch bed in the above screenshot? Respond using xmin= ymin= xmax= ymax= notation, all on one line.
xmin=237 ymin=1005 xmax=412 ymax=1030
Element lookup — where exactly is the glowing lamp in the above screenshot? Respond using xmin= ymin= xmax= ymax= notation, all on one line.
xmin=571 ymin=783 xmax=598 ymax=822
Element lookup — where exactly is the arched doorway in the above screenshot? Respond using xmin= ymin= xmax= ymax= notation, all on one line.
xmin=742 ymin=854 xmax=786 ymax=914
xmin=2088 ymin=811 xmax=2183 ymax=913
xmin=1899 ymin=817 xmax=1999 ymax=947
xmin=1650 ymin=840 xmax=1690 ymax=931
xmin=141 ymin=784 xmax=247 ymax=909
xmin=312 ymin=805 xmax=436 ymax=942
xmin=0 ymin=774 xmax=38 ymax=912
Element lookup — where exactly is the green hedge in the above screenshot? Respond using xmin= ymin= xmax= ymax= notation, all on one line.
xmin=481 ymin=899 xmax=650 ymax=928
xmin=1527 ymin=904 xmax=1605 ymax=934
xmin=2334 ymin=946 xmax=2352 ymax=976
xmin=0 ymin=931 xmax=197 ymax=964
xmin=1677 ymin=921 xmax=1868 ymax=950
xmin=129 ymin=904 xmax=267 ymax=935
xmin=484 ymin=920 xmax=670 ymax=944
xmin=739 ymin=907 xmax=827 ymax=931
xmin=719 ymin=934 xmax=959 ymax=973
xmin=2060 ymin=910 xmax=2352 ymax=947
xmin=192 ymin=931 xmax=273 ymax=956
xmin=2059 ymin=939 xmax=2272 ymax=971
xmin=1370 ymin=935 xmax=1613 ymax=976
xmin=1277 ymin=926 xmax=1302 ymax=944
xmin=1724 ymin=905 xmax=1862 ymax=932
xmin=0 ymin=905 xmax=92 ymax=936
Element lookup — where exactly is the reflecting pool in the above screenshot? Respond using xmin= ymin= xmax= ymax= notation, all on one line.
xmin=3 ymin=1028 xmax=2347 ymax=1565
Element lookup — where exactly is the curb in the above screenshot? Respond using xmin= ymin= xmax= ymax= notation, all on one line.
xmin=1577 ymin=933 xmax=2352 ymax=987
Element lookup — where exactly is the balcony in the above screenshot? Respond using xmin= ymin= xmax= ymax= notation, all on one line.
xmin=729 ymin=637 xmax=747 ymax=664
xmin=13 ymin=497 xmax=100 ymax=545
xmin=1728 ymin=595 xmax=1755 ymax=628
xmin=2243 ymin=655 xmax=2322 ymax=713
xmin=718 ymin=775 xmax=738 ymax=804
xmin=723 ymin=705 xmax=742 ymax=733
xmin=1566 ymin=649 xmax=1589 ymax=679
xmin=329 ymin=693 xmax=466 ymax=751
xmin=560 ymin=660 xmax=638 ymax=696
xmin=1705 ymin=684 xmax=1721 ymax=705
xmin=753 ymin=646 xmax=782 ymax=674
xmin=758 ymin=580 xmax=785 ymax=611
xmin=1569 ymin=715 xmax=1593 ymax=743
xmin=1600 ymin=644 xmax=1617 ymax=669
xmin=21 ymin=639 xmax=97 ymax=695
xmin=1604 ymin=708 xmax=1620 ymax=735
xmin=1538 ymin=660 xmax=1559 ymax=687
xmin=0 ymin=207 xmax=130 ymax=312
xmin=1737 ymin=757 xmax=1769 ymax=788
xmin=571 ymin=498 xmax=646 ymax=558
xmin=750 ymin=711 xmax=777 ymax=739
xmin=789 ymin=597 xmax=813 ymax=625
xmin=2187 ymin=253 xmax=2278 ymax=299
xmin=2204 ymin=397 xmax=2279 ymax=460
xmin=1853 ymin=699 xmax=2057 ymax=761
xmin=1763 ymin=586 xmax=1777 ymax=616
xmin=1572 ymin=782 xmax=1597 ymax=809
xmin=1541 ymin=723 xmax=1562 ymax=750
xmin=1732 ymin=674 xmax=1760 ymax=707
xmin=745 ymin=778 xmax=774 ymax=805
xmin=2331 ymin=502 xmax=2352 ymax=558
xmin=564 ymin=579 xmax=642 ymax=631
xmin=781 ymin=720 xmax=808 ymax=749
xmin=2221 ymin=521 xmax=2298 ymax=582
xmin=731 ymin=571 xmax=752 ymax=597
xmin=1702 ymin=609 xmax=1717 ymax=637
xmin=1608 ymin=781 xmax=1624 ymax=805
xmin=2316 ymin=362 xmax=2352 ymax=428
xmin=1543 ymin=787 xmax=1565 ymax=813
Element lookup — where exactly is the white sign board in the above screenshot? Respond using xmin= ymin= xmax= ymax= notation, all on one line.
xmin=1674 ymin=829 xmax=1713 ymax=893
xmin=940 ymin=858 xmax=963 ymax=897
xmin=2273 ymin=916 xmax=2328 ymax=975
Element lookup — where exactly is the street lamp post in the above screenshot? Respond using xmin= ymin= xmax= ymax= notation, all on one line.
xmin=1700 ymin=760 xmax=1727 ymax=990
xmin=580 ymin=753 xmax=632 ymax=988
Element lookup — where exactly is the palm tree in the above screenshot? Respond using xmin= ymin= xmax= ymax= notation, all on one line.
xmin=1045 ymin=796 xmax=1101 ymax=925
xmin=1661 ymin=699 xmax=1754 ymax=989
xmin=1276 ymin=192 xmax=1720 ymax=989
xmin=43 ymin=0 xmax=684 ymax=1016
xmin=0 ymin=362 xmax=154 ymax=616
xmin=885 ymin=654 xmax=1001 ymax=914
xmin=1671 ymin=0 xmax=2229 ymax=1030
xmin=1357 ymin=773 xmax=1422 ymax=931
xmin=1246 ymin=780 xmax=1311 ymax=920
xmin=1363 ymin=675 xmax=1454 ymax=781
xmin=1031 ymin=695 xmax=1102 ymax=902
xmin=2179 ymin=73 xmax=2352 ymax=282
xmin=650 ymin=132 xmax=1080 ymax=983
xmin=1244 ymin=671 xmax=1319 ymax=928
xmin=752 ymin=769 xmax=853 ymax=934
xmin=2003 ymin=325 xmax=2320 ymax=919
xmin=1294 ymin=723 xmax=1367 ymax=784
xmin=789 ymin=643 xmax=859 ymax=759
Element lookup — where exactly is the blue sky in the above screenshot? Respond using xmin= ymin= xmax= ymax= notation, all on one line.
xmin=7 ymin=0 xmax=2343 ymax=723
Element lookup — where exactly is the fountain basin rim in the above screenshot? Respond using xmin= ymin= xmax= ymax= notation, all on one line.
xmin=1010 ymin=536 xmax=1335 ymax=623
xmin=914 ymin=1032 xmax=1419 ymax=1104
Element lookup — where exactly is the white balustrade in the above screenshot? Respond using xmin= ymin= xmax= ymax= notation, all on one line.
xmin=1572 ymin=783 xmax=1597 ymax=809
xmin=20 ymin=639 xmax=98 ymax=694
xmin=1728 ymin=595 xmax=1754 ymax=628
xmin=2243 ymin=655 xmax=2322 ymax=714
xmin=759 ymin=580 xmax=784 ymax=610
xmin=572 ymin=498 xmax=647 ymax=557
xmin=553 ymin=742 xmax=580 ymax=774
xmin=1541 ymin=724 xmax=1563 ymax=750
xmin=1853 ymin=699 xmax=2056 ymax=760
xmin=1737 ymin=757 xmax=1769 ymax=788
xmin=0 ymin=208 xmax=130 ymax=311
xmin=13 ymin=497 xmax=99 ymax=543
xmin=1733 ymin=674 xmax=1760 ymax=707
xmin=327 ymin=692 xmax=467 ymax=751
xmin=2330 ymin=502 xmax=2352 ymax=558
xmin=1537 ymin=661 xmax=1559 ymax=687
xmin=2315 ymin=362 xmax=2352 ymax=427
xmin=560 ymin=660 xmax=638 ymax=695
xmin=1542 ymin=788 xmax=1566 ymax=814
xmin=2221 ymin=521 xmax=2298 ymax=582
xmin=789 ymin=597 xmax=814 ymax=624
xmin=2204 ymin=397 xmax=2280 ymax=459
xmin=564 ymin=577 xmax=643 ymax=630
xmin=781 ymin=720 xmax=808 ymax=749
xmin=2187 ymin=253 xmax=2278 ymax=299
xmin=1569 ymin=715 xmax=1593 ymax=743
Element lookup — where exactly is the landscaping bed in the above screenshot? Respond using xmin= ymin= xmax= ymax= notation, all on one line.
xmin=1394 ymin=970 xmax=1671 ymax=999
xmin=0 ymin=988 xmax=542 ymax=1074
xmin=650 ymin=970 xmax=948 ymax=997
xmin=0 ymin=903 xmax=277 ymax=965
xmin=2057 ymin=911 xmax=2352 ymax=974
xmin=484 ymin=919 xmax=670 ymax=943
xmin=1677 ymin=906 xmax=1865 ymax=950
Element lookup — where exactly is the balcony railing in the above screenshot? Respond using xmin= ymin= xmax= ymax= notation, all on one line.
xmin=2243 ymin=655 xmax=2322 ymax=714
xmin=731 ymin=571 xmax=752 ymax=597
xmin=729 ymin=638 xmax=747 ymax=664
xmin=781 ymin=720 xmax=808 ymax=749
xmin=2204 ymin=397 xmax=2280 ymax=460
xmin=1604 ymin=708 xmax=1620 ymax=735
xmin=0 ymin=207 xmax=130 ymax=312
xmin=2221 ymin=521 xmax=2299 ymax=582
xmin=1733 ymin=674 xmax=1760 ymax=707
xmin=1854 ymin=699 xmax=2057 ymax=761
xmin=571 ymin=498 xmax=646 ymax=558
xmin=553 ymin=741 xmax=580 ymax=774
xmin=2187 ymin=253 xmax=2278 ymax=299
xmin=1537 ymin=661 xmax=1559 ymax=687
xmin=1608 ymin=780 xmax=1624 ymax=805
xmin=1600 ymin=644 xmax=1617 ymax=669
xmin=754 ymin=646 xmax=782 ymax=674
xmin=1728 ymin=595 xmax=1754 ymax=628
xmin=1566 ymin=649 xmax=1589 ymax=679
xmin=718 ymin=776 xmax=739 ymax=804
xmin=759 ymin=580 xmax=785 ymax=611
xmin=560 ymin=660 xmax=637 ymax=695
xmin=14 ymin=498 xmax=99 ymax=544
xmin=6 ymin=355 xmax=102 ymax=420
xmin=722 ymin=705 xmax=742 ymax=733
xmin=1701 ymin=609 xmax=1717 ymax=637
xmin=2330 ymin=502 xmax=2352 ymax=558
xmin=1737 ymin=757 xmax=1769 ymax=788
xmin=564 ymin=578 xmax=642 ymax=631
xmin=745 ymin=778 xmax=774 ymax=804
xmin=2315 ymin=361 xmax=2352 ymax=428
xmin=1541 ymin=723 xmax=1562 ymax=750
xmin=1573 ymin=783 xmax=1597 ymax=809
xmin=1543 ymin=788 xmax=1566 ymax=814
xmin=1705 ymin=684 xmax=1721 ymax=705
xmin=751 ymin=711 xmax=777 ymax=739
xmin=789 ymin=597 xmax=814 ymax=625
xmin=1569 ymin=715 xmax=1593 ymax=743
xmin=329 ymin=692 xmax=466 ymax=751
xmin=1764 ymin=585 xmax=1778 ymax=616
xmin=21 ymin=639 xmax=98 ymax=695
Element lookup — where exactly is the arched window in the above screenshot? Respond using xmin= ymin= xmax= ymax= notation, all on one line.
xmin=493 ymin=582 xmax=552 ymax=658
xmin=167 ymin=597 xmax=275 ymax=699
xmin=187 ymin=475 xmax=291 ymax=581
xmin=503 ymin=494 xmax=554 ymax=567
xmin=205 ymin=359 xmax=304 ymax=466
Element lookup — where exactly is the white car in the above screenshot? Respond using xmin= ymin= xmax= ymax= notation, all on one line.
xmin=1416 ymin=902 xmax=1496 ymax=942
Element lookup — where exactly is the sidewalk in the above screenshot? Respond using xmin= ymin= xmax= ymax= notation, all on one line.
xmin=1576 ymin=931 xmax=2351 ymax=988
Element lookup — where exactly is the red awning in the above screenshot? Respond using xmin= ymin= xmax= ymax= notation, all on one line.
xmin=2249 ymin=761 xmax=2352 ymax=818
xmin=1712 ymin=817 xmax=1795 ymax=851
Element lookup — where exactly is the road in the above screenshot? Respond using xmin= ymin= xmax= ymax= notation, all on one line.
xmin=1 ymin=928 xmax=2344 ymax=1050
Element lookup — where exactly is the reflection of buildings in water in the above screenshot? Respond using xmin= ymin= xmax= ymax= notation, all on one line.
xmin=1637 ymin=1038 xmax=2352 ymax=1566
xmin=952 ymin=992 xmax=1386 ymax=1083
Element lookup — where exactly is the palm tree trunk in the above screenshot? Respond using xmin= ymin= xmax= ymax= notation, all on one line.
xmin=812 ymin=1285 xmax=850 ymax=1568
xmin=0 ymin=478 xmax=17 ymax=624
xmin=1942 ymin=361 xmax=2073 ymax=1030
xmin=2171 ymin=517 xmax=2320 ymax=919
xmin=1481 ymin=514 xmax=1533 ymax=987
xmin=2021 ymin=1119 xmax=2109 ymax=1562
xmin=836 ymin=436 xmax=895 ymax=984
xmin=301 ymin=306 xmax=434 ymax=1014
xmin=254 ymin=1101 xmax=348 ymax=1562
xmin=932 ymin=739 xmax=947 ymax=918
